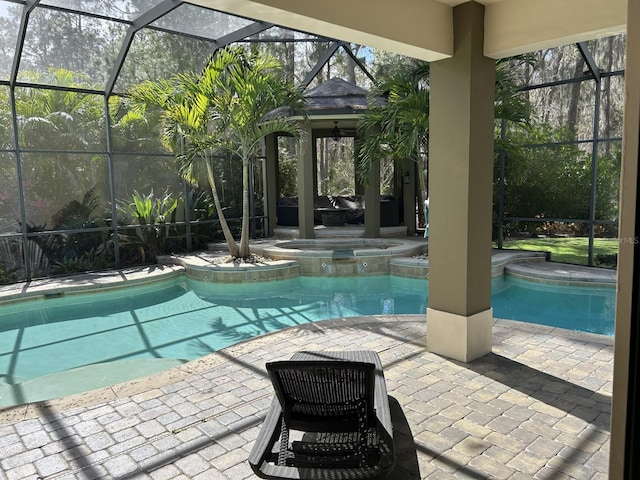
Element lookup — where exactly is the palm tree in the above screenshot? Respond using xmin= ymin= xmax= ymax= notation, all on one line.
xmin=356 ymin=61 xmax=430 ymax=187
xmin=15 ymin=68 xmax=104 ymax=151
xmin=12 ymin=68 xmax=105 ymax=225
xmin=125 ymin=46 xmax=307 ymax=258
xmin=356 ymin=61 xmax=431 ymax=225
xmin=356 ymin=57 xmax=533 ymax=190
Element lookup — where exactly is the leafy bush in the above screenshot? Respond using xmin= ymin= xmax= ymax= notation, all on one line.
xmin=595 ymin=253 xmax=618 ymax=268
xmin=0 ymin=261 xmax=15 ymax=284
xmin=278 ymin=151 xmax=298 ymax=197
xmin=534 ymin=221 xmax=608 ymax=237
xmin=498 ymin=123 xmax=620 ymax=235
xmin=117 ymin=190 xmax=179 ymax=263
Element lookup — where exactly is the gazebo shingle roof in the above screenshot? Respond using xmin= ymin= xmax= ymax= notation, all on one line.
xmin=302 ymin=77 xmax=373 ymax=112
xmin=264 ymin=78 xmax=383 ymax=120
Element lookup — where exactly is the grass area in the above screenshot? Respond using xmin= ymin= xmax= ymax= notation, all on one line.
xmin=498 ymin=237 xmax=619 ymax=267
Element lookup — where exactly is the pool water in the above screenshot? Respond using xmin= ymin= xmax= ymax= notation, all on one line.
xmin=491 ymin=276 xmax=615 ymax=335
xmin=0 ymin=274 xmax=615 ymax=403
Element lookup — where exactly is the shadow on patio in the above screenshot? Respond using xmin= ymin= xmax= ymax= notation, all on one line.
xmin=0 ymin=315 xmax=612 ymax=479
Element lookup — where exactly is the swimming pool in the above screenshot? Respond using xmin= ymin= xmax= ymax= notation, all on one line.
xmin=0 ymin=274 xmax=615 ymax=407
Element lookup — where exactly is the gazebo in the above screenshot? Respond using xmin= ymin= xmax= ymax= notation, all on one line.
xmin=264 ymin=77 xmax=417 ymax=239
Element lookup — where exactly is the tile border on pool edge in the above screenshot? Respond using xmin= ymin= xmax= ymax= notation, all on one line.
xmin=0 ymin=249 xmax=617 ymax=304
xmin=0 ymin=265 xmax=185 ymax=306
xmin=158 ymin=254 xmax=300 ymax=282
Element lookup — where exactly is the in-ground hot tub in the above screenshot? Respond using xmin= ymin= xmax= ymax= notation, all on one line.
xmin=252 ymin=238 xmax=427 ymax=276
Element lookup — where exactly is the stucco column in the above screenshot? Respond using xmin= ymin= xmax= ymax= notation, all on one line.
xmin=297 ymin=123 xmax=315 ymax=238
xmin=265 ymin=133 xmax=278 ymax=237
xmin=426 ymin=1 xmax=495 ymax=362
xmin=360 ymin=126 xmax=381 ymax=237
xmin=402 ymin=161 xmax=417 ymax=236
xmin=364 ymin=161 xmax=381 ymax=238
xmin=609 ymin=0 xmax=640 ymax=477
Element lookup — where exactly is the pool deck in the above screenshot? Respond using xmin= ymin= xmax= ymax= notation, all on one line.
xmin=0 ymin=317 xmax=612 ymax=480
xmin=0 ymin=251 xmax=616 ymax=479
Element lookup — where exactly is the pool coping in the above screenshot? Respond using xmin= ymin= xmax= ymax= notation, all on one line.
xmin=0 ymin=248 xmax=617 ymax=306
xmin=505 ymin=260 xmax=617 ymax=286
xmin=0 ymin=264 xmax=185 ymax=305
xmin=250 ymin=237 xmax=426 ymax=259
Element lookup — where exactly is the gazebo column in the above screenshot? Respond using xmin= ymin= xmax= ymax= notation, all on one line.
xmin=265 ymin=132 xmax=278 ymax=237
xmin=297 ymin=123 xmax=315 ymax=238
xmin=426 ymin=1 xmax=495 ymax=362
xmin=360 ymin=127 xmax=381 ymax=237
xmin=402 ymin=161 xmax=417 ymax=236
xmin=364 ymin=161 xmax=381 ymax=238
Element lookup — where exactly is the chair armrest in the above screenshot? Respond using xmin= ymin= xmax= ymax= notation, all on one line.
xmin=248 ymin=396 xmax=283 ymax=473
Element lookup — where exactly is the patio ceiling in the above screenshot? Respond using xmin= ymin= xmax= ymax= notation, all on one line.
xmin=193 ymin=0 xmax=626 ymax=60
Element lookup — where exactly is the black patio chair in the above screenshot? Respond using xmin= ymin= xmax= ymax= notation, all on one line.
xmin=249 ymin=350 xmax=394 ymax=479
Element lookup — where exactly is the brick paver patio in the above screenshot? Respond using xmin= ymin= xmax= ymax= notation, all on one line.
xmin=0 ymin=315 xmax=612 ymax=479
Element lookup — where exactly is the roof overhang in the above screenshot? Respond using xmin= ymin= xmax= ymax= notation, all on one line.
xmin=193 ymin=0 xmax=627 ymax=60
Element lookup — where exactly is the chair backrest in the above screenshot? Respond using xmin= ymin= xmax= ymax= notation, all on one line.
xmin=266 ymin=360 xmax=376 ymax=420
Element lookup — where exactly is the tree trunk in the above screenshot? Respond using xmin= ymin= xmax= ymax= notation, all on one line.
xmin=283 ymin=31 xmax=295 ymax=83
xmin=567 ymin=55 xmax=585 ymax=138
xmin=319 ymin=139 xmax=327 ymax=194
xmin=206 ymin=158 xmax=239 ymax=258
xmin=603 ymin=36 xmax=614 ymax=154
xmin=239 ymin=154 xmax=251 ymax=258
xmin=345 ymin=44 xmax=358 ymax=84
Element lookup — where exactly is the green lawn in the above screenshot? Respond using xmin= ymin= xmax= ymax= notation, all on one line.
xmin=498 ymin=237 xmax=619 ymax=267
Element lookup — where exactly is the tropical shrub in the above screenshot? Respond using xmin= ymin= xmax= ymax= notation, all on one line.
xmin=117 ymin=190 xmax=179 ymax=263
xmin=0 ymin=260 xmax=14 ymax=285
xmin=500 ymin=123 xmax=620 ymax=234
